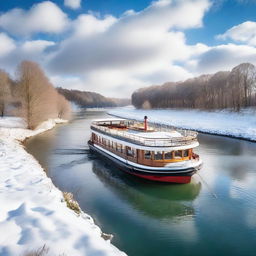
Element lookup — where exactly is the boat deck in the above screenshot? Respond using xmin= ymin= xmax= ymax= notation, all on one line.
xmin=91 ymin=118 xmax=198 ymax=147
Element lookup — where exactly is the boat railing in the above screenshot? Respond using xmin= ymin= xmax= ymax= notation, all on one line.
xmin=91 ymin=124 xmax=198 ymax=147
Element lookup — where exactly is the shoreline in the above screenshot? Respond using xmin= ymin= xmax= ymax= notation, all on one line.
xmin=0 ymin=118 xmax=126 ymax=256
xmin=108 ymin=108 xmax=256 ymax=143
xmin=110 ymin=113 xmax=256 ymax=143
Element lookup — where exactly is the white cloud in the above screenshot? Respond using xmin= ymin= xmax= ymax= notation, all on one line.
xmin=50 ymin=75 xmax=85 ymax=90
xmin=72 ymin=14 xmax=117 ymax=37
xmin=120 ymin=0 xmax=210 ymax=31
xmin=0 ymin=40 xmax=55 ymax=73
xmin=46 ymin=0 xmax=211 ymax=96
xmin=0 ymin=33 xmax=16 ymax=57
xmin=4 ymin=0 xmax=256 ymax=98
xmin=217 ymin=21 xmax=256 ymax=46
xmin=79 ymin=65 xmax=193 ymax=97
xmin=21 ymin=40 xmax=55 ymax=52
xmin=141 ymin=65 xmax=194 ymax=85
xmin=50 ymin=71 xmax=149 ymax=97
xmin=0 ymin=1 xmax=69 ymax=36
xmin=64 ymin=0 xmax=81 ymax=10
xmin=189 ymin=44 xmax=256 ymax=73
xmin=45 ymin=40 xmax=256 ymax=97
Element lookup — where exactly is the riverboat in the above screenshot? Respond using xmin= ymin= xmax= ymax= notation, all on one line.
xmin=88 ymin=116 xmax=202 ymax=184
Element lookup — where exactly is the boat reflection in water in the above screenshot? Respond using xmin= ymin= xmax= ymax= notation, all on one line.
xmin=92 ymin=158 xmax=201 ymax=220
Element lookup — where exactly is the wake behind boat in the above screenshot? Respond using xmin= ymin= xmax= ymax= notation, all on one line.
xmin=88 ymin=116 xmax=202 ymax=183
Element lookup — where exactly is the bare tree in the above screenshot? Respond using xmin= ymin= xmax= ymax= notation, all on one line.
xmin=142 ymin=100 xmax=151 ymax=109
xmin=57 ymin=94 xmax=72 ymax=119
xmin=0 ymin=70 xmax=11 ymax=117
xmin=132 ymin=63 xmax=256 ymax=111
xmin=228 ymin=63 xmax=256 ymax=109
xmin=17 ymin=61 xmax=70 ymax=129
xmin=57 ymin=87 xmax=129 ymax=108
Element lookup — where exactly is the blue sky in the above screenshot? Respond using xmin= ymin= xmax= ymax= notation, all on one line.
xmin=187 ymin=0 xmax=256 ymax=45
xmin=0 ymin=1 xmax=156 ymax=16
xmin=0 ymin=0 xmax=256 ymax=97
xmin=1 ymin=0 xmax=256 ymax=45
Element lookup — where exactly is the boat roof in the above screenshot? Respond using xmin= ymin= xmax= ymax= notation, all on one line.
xmin=92 ymin=118 xmax=127 ymax=122
xmin=128 ymin=130 xmax=183 ymax=139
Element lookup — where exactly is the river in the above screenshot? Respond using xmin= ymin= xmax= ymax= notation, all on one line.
xmin=25 ymin=110 xmax=256 ymax=256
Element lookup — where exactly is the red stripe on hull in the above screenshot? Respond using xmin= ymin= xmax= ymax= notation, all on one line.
xmin=131 ymin=173 xmax=192 ymax=184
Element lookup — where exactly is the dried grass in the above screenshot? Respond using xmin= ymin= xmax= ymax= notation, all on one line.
xmin=22 ymin=245 xmax=66 ymax=256
xmin=63 ymin=192 xmax=81 ymax=214
xmin=22 ymin=245 xmax=49 ymax=256
xmin=101 ymin=232 xmax=114 ymax=241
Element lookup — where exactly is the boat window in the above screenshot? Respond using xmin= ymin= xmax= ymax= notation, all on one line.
xmin=144 ymin=151 xmax=151 ymax=159
xmin=117 ymin=143 xmax=122 ymax=152
xmin=174 ymin=150 xmax=182 ymax=158
xmin=154 ymin=151 xmax=163 ymax=160
xmin=183 ymin=150 xmax=189 ymax=157
xmin=164 ymin=151 xmax=172 ymax=160
xmin=127 ymin=147 xmax=135 ymax=157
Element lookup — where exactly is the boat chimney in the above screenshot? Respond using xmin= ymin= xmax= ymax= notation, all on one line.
xmin=144 ymin=116 xmax=148 ymax=131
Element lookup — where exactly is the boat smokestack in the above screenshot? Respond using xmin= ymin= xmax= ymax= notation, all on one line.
xmin=144 ymin=116 xmax=148 ymax=131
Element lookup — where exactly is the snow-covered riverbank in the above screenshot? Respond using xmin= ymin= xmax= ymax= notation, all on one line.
xmin=0 ymin=118 xmax=126 ymax=256
xmin=109 ymin=107 xmax=256 ymax=141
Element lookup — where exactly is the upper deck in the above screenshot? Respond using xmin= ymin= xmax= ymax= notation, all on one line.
xmin=91 ymin=118 xmax=198 ymax=147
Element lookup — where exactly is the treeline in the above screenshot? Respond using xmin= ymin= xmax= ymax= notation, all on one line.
xmin=58 ymin=88 xmax=130 ymax=108
xmin=132 ymin=63 xmax=256 ymax=111
xmin=0 ymin=61 xmax=71 ymax=129
xmin=109 ymin=97 xmax=131 ymax=107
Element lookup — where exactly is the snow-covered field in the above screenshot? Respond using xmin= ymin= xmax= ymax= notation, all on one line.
xmin=0 ymin=117 xmax=27 ymax=128
xmin=109 ymin=107 xmax=256 ymax=141
xmin=0 ymin=118 xmax=126 ymax=256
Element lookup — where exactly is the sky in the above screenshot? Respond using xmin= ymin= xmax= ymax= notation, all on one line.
xmin=1 ymin=0 xmax=256 ymax=97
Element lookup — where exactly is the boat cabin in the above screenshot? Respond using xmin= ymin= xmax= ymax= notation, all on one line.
xmin=90 ymin=118 xmax=199 ymax=168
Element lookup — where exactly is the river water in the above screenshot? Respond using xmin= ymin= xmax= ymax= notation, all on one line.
xmin=25 ymin=110 xmax=256 ymax=256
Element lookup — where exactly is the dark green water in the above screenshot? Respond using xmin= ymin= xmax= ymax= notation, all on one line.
xmin=25 ymin=110 xmax=256 ymax=256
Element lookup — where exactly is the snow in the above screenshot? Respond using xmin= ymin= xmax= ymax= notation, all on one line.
xmin=0 ymin=118 xmax=126 ymax=256
xmin=109 ymin=107 xmax=256 ymax=141
xmin=0 ymin=117 xmax=26 ymax=128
